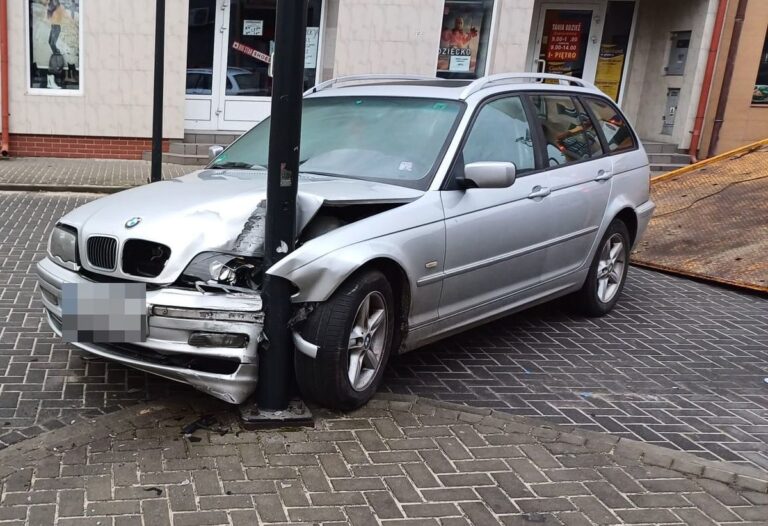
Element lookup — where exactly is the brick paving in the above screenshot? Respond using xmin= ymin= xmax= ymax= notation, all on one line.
xmin=1 ymin=190 xmax=767 ymax=478
xmin=0 ymin=396 xmax=766 ymax=526
xmin=0 ymin=158 xmax=193 ymax=188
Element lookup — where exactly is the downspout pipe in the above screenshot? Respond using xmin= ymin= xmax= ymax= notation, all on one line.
xmin=0 ymin=0 xmax=10 ymax=157
xmin=688 ymin=0 xmax=728 ymax=163
xmin=708 ymin=0 xmax=748 ymax=158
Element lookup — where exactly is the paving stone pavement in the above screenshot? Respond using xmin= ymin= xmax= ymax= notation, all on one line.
xmin=1 ymin=190 xmax=768 ymax=476
xmin=0 ymin=158 xmax=194 ymax=189
xmin=0 ymin=396 xmax=767 ymax=526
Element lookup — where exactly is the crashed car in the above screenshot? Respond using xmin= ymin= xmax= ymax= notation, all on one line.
xmin=37 ymin=73 xmax=654 ymax=409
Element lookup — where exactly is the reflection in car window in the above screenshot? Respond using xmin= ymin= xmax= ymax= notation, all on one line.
xmin=584 ymin=98 xmax=635 ymax=152
xmin=209 ymin=97 xmax=464 ymax=190
xmin=530 ymin=94 xmax=603 ymax=167
xmin=462 ymin=97 xmax=535 ymax=172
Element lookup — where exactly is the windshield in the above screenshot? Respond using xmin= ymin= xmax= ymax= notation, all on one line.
xmin=209 ymin=96 xmax=464 ymax=189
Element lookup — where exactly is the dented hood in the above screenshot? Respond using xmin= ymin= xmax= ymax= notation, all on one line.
xmin=58 ymin=169 xmax=424 ymax=284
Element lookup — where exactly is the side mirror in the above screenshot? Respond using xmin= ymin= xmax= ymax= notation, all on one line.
xmin=208 ymin=145 xmax=224 ymax=161
xmin=463 ymin=162 xmax=517 ymax=189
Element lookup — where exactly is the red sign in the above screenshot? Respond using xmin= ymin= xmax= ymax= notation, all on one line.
xmin=232 ymin=41 xmax=271 ymax=64
xmin=546 ymin=22 xmax=582 ymax=61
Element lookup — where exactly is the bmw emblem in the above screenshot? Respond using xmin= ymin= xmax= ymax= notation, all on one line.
xmin=125 ymin=217 xmax=142 ymax=229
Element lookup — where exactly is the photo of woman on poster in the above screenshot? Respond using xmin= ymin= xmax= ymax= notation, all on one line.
xmin=28 ymin=0 xmax=80 ymax=91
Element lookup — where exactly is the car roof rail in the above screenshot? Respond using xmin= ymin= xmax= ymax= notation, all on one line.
xmin=305 ymin=74 xmax=439 ymax=95
xmin=460 ymin=73 xmax=598 ymax=99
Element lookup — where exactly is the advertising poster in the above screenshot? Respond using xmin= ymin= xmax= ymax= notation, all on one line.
xmin=438 ymin=2 xmax=484 ymax=74
xmin=546 ymin=21 xmax=582 ymax=62
xmin=595 ymin=44 xmax=626 ymax=101
xmin=28 ymin=0 xmax=80 ymax=90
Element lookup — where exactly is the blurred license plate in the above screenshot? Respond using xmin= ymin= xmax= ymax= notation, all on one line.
xmin=61 ymin=283 xmax=148 ymax=343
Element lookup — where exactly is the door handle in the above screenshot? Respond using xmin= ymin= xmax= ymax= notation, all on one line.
xmin=594 ymin=170 xmax=613 ymax=182
xmin=527 ymin=186 xmax=551 ymax=199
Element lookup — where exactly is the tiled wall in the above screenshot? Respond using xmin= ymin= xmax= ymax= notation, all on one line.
xmin=489 ymin=0 xmax=535 ymax=74
xmin=6 ymin=0 xmax=188 ymax=139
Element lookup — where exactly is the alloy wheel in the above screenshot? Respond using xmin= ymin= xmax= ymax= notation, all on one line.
xmin=596 ymin=233 xmax=626 ymax=303
xmin=347 ymin=291 xmax=388 ymax=391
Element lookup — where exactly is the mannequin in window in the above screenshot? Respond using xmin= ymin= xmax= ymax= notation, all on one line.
xmin=47 ymin=0 xmax=67 ymax=89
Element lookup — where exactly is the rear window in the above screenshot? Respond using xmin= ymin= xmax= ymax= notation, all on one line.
xmin=583 ymin=97 xmax=635 ymax=152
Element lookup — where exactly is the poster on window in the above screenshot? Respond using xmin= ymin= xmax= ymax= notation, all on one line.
xmin=546 ymin=21 xmax=582 ymax=62
xmin=595 ymin=44 xmax=626 ymax=101
xmin=28 ymin=0 xmax=80 ymax=91
xmin=437 ymin=3 xmax=484 ymax=74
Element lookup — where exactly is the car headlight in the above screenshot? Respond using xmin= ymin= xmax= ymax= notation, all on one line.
xmin=177 ymin=252 xmax=261 ymax=290
xmin=48 ymin=224 xmax=79 ymax=268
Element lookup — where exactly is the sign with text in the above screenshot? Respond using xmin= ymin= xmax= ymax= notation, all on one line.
xmin=233 ymin=41 xmax=270 ymax=65
xmin=546 ymin=21 xmax=582 ymax=62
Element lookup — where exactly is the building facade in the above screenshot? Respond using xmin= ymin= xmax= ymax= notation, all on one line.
xmin=0 ymin=0 xmax=764 ymax=160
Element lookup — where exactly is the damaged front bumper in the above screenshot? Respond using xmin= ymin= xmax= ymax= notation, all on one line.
xmin=36 ymin=257 xmax=263 ymax=404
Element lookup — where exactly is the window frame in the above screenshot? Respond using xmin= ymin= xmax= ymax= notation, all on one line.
xmin=442 ymin=92 xmax=546 ymax=191
xmin=25 ymin=0 xmax=85 ymax=96
xmin=578 ymin=94 xmax=639 ymax=157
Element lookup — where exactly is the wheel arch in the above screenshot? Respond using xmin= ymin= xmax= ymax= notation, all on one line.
xmin=614 ymin=207 xmax=639 ymax=247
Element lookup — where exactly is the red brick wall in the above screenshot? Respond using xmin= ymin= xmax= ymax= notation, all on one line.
xmin=8 ymin=134 xmax=171 ymax=160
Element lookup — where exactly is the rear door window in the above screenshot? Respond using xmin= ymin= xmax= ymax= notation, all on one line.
xmin=583 ymin=97 xmax=636 ymax=152
xmin=530 ymin=94 xmax=603 ymax=167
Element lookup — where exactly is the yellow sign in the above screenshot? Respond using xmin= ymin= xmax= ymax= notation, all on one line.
xmin=595 ymin=45 xmax=625 ymax=101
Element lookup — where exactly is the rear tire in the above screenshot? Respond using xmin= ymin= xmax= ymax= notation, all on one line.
xmin=571 ymin=219 xmax=630 ymax=317
xmin=295 ymin=270 xmax=395 ymax=410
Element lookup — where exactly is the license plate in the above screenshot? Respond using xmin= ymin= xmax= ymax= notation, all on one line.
xmin=61 ymin=283 xmax=148 ymax=343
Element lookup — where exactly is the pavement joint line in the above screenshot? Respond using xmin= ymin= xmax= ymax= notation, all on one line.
xmin=374 ymin=393 xmax=768 ymax=492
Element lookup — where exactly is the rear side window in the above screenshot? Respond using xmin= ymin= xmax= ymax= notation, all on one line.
xmin=530 ymin=94 xmax=603 ymax=167
xmin=462 ymin=96 xmax=536 ymax=172
xmin=583 ymin=97 xmax=636 ymax=152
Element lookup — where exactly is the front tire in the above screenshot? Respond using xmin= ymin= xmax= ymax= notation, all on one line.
xmin=571 ymin=219 xmax=630 ymax=317
xmin=295 ymin=270 xmax=395 ymax=410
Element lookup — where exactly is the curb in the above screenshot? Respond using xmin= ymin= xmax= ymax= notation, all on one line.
xmin=373 ymin=393 xmax=768 ymax=494
xmin=0 ymin=183 xmax=132 ymax=194
xmin=1 ymin=393 xmax=766 ymax=495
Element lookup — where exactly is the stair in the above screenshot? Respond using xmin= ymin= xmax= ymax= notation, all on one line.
xmin=143 ymin=131 xmax=241 ymax=166
xmin=643 ymin=141 xmax=691 ymax=175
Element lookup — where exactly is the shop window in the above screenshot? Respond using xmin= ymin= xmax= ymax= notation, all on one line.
xmin=753 ymin=28 xmax=768 ymax=105
xmin=595 ymin=1 xmax=635 ymax=102
xmin=437 ymin=0 xmax=495 ymax=80
xmin=27 ymin=0 xmax=81 ymax=92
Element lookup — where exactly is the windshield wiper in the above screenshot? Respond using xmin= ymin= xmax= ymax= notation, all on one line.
xmin=209 ymin=161 xmax=266 ymax=170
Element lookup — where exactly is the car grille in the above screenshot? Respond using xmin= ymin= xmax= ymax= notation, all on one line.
xmin=87 ymin=236 xmax=118 ymax=270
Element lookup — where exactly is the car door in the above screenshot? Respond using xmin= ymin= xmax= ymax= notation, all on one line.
xmin=528 ymin=93 xmax=613 ymax=282
xmin=438 ymin=95 xmax=553 ymax=320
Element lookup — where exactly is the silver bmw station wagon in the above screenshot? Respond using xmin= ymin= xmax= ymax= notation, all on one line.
xmin=37 ymin=73 xmax=655 ymax=409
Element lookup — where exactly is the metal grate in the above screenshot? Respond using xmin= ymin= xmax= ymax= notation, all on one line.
xmin=87 ymin=236 xmax=118 ymax=271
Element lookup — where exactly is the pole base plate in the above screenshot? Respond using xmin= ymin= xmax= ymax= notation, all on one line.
xmin=239 ymin=399 xmax=314 ymax=430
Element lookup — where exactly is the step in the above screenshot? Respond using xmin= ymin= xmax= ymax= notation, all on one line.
xmin=182 ymin=132 xmax=241 ymax=146
xmin=642 ymin=141 xmax=680 ymax=154
xmin=142 ymin=151 xmax=208 ymax=166
xmin=169 ymin=142 xmax=223 ymax=156
xmin=650 ymin=162 xmax=689 ymax=173
xmin=647 ymin=152 xmax=691 ymax=165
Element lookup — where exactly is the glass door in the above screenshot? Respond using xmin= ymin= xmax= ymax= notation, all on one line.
xmin=185 ymin=0 xmax=223 ymax=130
xmin=533 ymin=4 xmax=604 ymax=82
xmin=218 ymin=0 xmax=323 ymax=131
xmin=185 ymin=0 xmax=323 ymax=132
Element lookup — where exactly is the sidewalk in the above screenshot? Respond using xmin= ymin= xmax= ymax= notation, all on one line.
xmin=0 ymin=157 xmax=198 ymax=193
xmin=0 ymin=394 xmax=766 ymax=525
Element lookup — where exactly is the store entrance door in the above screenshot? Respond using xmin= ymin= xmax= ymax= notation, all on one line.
xmin=532 ymin=4 xmax=605 ymax=82
xmin=185 ymin=0 xmax=323 ymax=132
